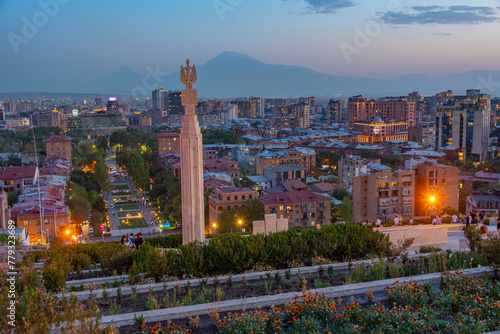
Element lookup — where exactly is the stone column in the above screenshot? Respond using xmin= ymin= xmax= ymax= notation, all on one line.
xmin=180 ymin=60 xmax=205 ymax=244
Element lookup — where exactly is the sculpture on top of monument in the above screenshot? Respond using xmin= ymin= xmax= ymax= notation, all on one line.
xmin=180 ymin=59 xmax=197 ymax=91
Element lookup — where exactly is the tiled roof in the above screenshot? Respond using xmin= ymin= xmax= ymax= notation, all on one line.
xmin=260 ymin=191 xmax=329 ymax=205
xmin=0 ymin=166 xmax=37 ymax=180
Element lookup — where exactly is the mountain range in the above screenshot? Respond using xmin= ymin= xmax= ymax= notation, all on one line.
xmin=7 ymin=52 xmax=500 ymax=98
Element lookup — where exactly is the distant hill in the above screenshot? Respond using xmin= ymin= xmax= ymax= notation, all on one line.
xmin=4 ymin=52 xmax=500 ymax=98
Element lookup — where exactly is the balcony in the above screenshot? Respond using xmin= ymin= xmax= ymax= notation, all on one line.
xmin=318 ymin=206 xmax=325 ymax=211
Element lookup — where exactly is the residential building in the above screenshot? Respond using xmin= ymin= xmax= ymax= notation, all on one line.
xmin=256 ymin=147 xmax=316 ymax=175
xmin=208 ymin=186 xmax=258 ymax=226
xmin=263 ymin=166 xmax=307 ymax=188
xmin=466 ymin=191 xmax=500 ymax=215
xmin=408 ymin=122 xmax=436 ymax=148
xmin=338 ymin=155 xmax=387 ymax=184
xmin=348 ymin=96 xmax=416 ymax=130
xmin=157 ymin=131 xmax=180 ymax=155
xmin=413 ymin=160 xmax=459 ymax=216
xmin=353 ymin=170 xmax=416 ymax=222
xmin=45 ymin=134 xmax=72 ymax=161
xmin=247 ymin=175 xmax=272 ymax=191
xmin=0 ymin=166 xmax=38 ymax=194
xmin=328 ymin=99 xmax=343 ymax=121
xmin=152 ymin=88 xmax=169 ymax=111
xmin=436 ymin=90 xmax=491 ymax=161
xmin=260 ymin=191 xmax=331 ymax=229
xmin=274 ymin=103 xmax=310 ymax=128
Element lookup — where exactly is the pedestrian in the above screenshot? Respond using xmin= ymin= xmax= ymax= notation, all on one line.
xmin=466 ymin=213 xmax=471 ymax=226
xmin=409 ymin=217 xmax=413 ymax=226
xmin=134 ymin=233 xmax=145 ymax=250
xmin=432 ymin=216 xmax=438 ymax=225
xmin=452 ymin=214 xmax=458 ymax=224
xmin=436 ymin=215 xmax=442 ymax=225
xmin=394 ymin=216 xmax=400 ymax=226
xmin=128 ymin=233 xmax=135 ymax=249
xmin=375 ymin=218 xmax=381 ymax=227
xmin=479 ymin=211 xmax=484 ymax=224
xmin=120 ymin=235 xmax=134 ymax=250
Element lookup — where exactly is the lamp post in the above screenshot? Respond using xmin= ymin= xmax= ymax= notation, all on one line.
xmin=212 ymin=223 xmax=217 ymax=235
xmin=65 ymin=229 xmax=70 ymax=244
xmin=238 ymin=220 xmax=242 ymax=233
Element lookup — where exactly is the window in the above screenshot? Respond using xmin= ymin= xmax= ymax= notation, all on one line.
xmin=279 ymin=206 xmax=284 ymax=211
xmin=249 ymin=195 xmax=252 ymax=199
xmin=234 ymin=196 xmax=238 ymax=200
xmin=442 ymin=170 xmax=446 ymax=175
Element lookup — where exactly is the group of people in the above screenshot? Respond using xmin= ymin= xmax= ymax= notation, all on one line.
xmin=120 ymin=232 xmax=145 ymax=250
xmin=450 ymin=211 xmax=484 ymax=225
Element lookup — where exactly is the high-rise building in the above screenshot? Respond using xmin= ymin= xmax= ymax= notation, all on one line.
xmin=347 ymin=96 xmax=416 ymax=130
xmin=274 ymin=103 xmax=310 ymax=128
xmin=233 ymin=100 xmax=258 ymax=118
xmin=408 ymin=122 xmax=436 ymax=148
xmin=328 ymin=99 xmax=342 ymax=121
xmin=152 ymin=88 xmax=169 ymax=111
xmin=95 ymin=96 xmax=103 ymax=107
xmin=436 ymin=90 xmax=491 ymax=161
xmin=168 ymin=91 xmax=184 ymax=115
xmin=248 ymin=97 xmax=263 ymax=117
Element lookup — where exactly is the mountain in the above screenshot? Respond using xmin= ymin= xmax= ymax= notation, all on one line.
xmin=13 ymin=52 xmax=500 ymax=97
xmin=74 ymin=66 xmax=145 ymax=95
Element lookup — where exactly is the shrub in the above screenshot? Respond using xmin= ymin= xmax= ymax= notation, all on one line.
xmin=464 ymin=225 xmax=483 ymax=252
xmin=43 ymin=254 xmax=72 ymax=291
xmin=418 ymin=246 xmax=443 ymax=254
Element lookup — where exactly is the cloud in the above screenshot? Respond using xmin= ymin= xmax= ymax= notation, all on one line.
xmin=379 ymin=5 xmax=499 ymax=25
xmin=433 ymin=32 xmax=452 ymax=36
xmin=286 ymin=0 xmax=356 ymax=14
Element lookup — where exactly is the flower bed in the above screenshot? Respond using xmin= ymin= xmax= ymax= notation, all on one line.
xmin=112 ymin=184 xmax=130 ymax=190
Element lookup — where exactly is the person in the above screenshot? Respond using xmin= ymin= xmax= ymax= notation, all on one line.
xmin=452 ymin=214 xmax=458 ymax=224
xmin=134 ymin=232 xmax=145 ymax=250
xmin=479 ymin=211 xmax=484 ymax=224
xmin=394 ymin=217 xmax=400 ymax=226
xmin=375 ymin=218 xmax=381 ymax=227
xmin=120 ymin=235 xmax=134 ymax=250
xmin=432 ymin=216 xmax=438 ymax=225
xmin=128 ymin=233 xmax=135 ymax=249
xmin=436 ymin=215 xmax=442 ymax=225
xmin=465 ymin=213 xmax=471 ymax=226
xmin=409 ymin=217 xmax=413 ymax=226
xmin=471 ymin=211 xmax=478 ymax=225
xmin=480 ymin=225 xmax=488 ymax=238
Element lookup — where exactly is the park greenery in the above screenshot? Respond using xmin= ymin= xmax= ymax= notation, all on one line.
xmin=0 ymin=126 xmax=63 ymax=153
xmin=116 ymin=152 xmax=150 ymax=191
xmin=201 ymin=129 xmax=245 ymax=145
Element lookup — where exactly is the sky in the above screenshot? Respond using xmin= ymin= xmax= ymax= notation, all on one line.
xmin=1 ymin=0 xmax=500 ymax=92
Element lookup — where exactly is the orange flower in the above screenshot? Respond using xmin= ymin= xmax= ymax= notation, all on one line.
xmin=293 ymin=317 xmax=299 ymax=322
xmin=345 ymin=306 xmax=351 ymax=311
xmin=274 ymin=324 xmax=280 ymax=329
xmin=357 ymin=317 xmax=362 ymax=322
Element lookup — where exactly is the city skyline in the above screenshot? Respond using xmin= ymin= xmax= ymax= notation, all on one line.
xmin=1 ymin=0 xmax=500 ymax=93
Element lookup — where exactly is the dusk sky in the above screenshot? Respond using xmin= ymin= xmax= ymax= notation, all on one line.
xmin=1 ymin=0 xmax=500 ymax=92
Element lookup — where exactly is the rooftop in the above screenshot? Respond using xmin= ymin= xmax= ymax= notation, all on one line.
xmin=0 ymin=166 xmax=37 ymax=180
xmin=260 ymin=191 xmax=329 ymax=205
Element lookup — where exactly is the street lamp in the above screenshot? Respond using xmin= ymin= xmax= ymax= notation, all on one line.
xmin=429 ymin=196 xmax=436 ymax=217
xmin=238 ymin=220 xmax=242 ymax=233
xmin=212 ymin=223 xmax=217 ymax=234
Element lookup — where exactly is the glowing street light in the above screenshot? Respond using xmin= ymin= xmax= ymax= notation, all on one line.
xmin=238 ymin=220 xmax=242 ymax=233
xmin=430 ymin=196 xmax=435 ymax=202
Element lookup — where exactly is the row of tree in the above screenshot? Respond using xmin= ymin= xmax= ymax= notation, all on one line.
xmin=116 ymin=152 xmax=150 ymax=191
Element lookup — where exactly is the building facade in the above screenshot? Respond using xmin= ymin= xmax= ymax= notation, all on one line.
xmin=260 ymin=191 xmax=331 ymax=229
xmin=353 ymin=170 xmax=415 ymax=222
xmin=45 ymin=134 xmax=72 ymax=161
xmin=157 ymin=131 xmax=180 ymax=155
xmin=208 ymin=186 xmax=258 ymax=226
xmin=348 ymin=96 xmax=416 ymax=130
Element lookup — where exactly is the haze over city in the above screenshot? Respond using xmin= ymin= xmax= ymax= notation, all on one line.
xmin=1 ymin=0 xmax=500 ymax=93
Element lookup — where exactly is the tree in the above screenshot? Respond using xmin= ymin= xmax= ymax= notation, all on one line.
xmin=201 ymin=129 xmax=245 ymax=145
xmin=94 ymin=154 xmax=110 ymax=192
xmin=339 ymin=196 xmax=353 ymax=223
xmin=67 ymin=183 xmax=90 ymax=224
xmin=96 ymin=136 xmax=109 ymax=152
xmin=240 ymin=198 xmax=265 ymax=225
xmin=332 ymin=189 xmax=350 ymax=201
xmin=472 ymin=180 xmax=493 ymax=192
xmin=7 ymin=191 xmax=19 ymax=206
xmin=218 ymin=207 xmax=239 ymax=233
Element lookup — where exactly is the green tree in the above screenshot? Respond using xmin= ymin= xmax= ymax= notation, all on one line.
xmin=7 ymin=191 xmax=19 ymax=206
xmin=332 ymin=188 xmax=350 ymax=201
xmin=94 ymin=154 xmax=110 ymax=192
xmin=66 ymin=183 xmax=90 ymax=224
xmin=95 ymin=135 xmax=109 ymax=152
xmin=339 ymin=196 xmax=353 ymax=223
xmin=218 ymin=207 xmax=239 ymax=233
xmin=240 ymin=198 xmax=265 ymax=225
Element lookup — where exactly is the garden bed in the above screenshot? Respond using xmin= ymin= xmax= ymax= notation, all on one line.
xmin=115 ymin=204 xmax=140 ymax=211
xmin=120 ymin=217 xmax=147 ymax=229
xmin=98 ymin=266 xmax=496 ymax=332
xmin=117 ymin=211 xmax=142 ymax=218
xmin=112 ymin=184 xmax=130 ymax=190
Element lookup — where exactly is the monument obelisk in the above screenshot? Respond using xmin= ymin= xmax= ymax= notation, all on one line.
xmin=180 ymin=59 xmax=205 ymax=244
